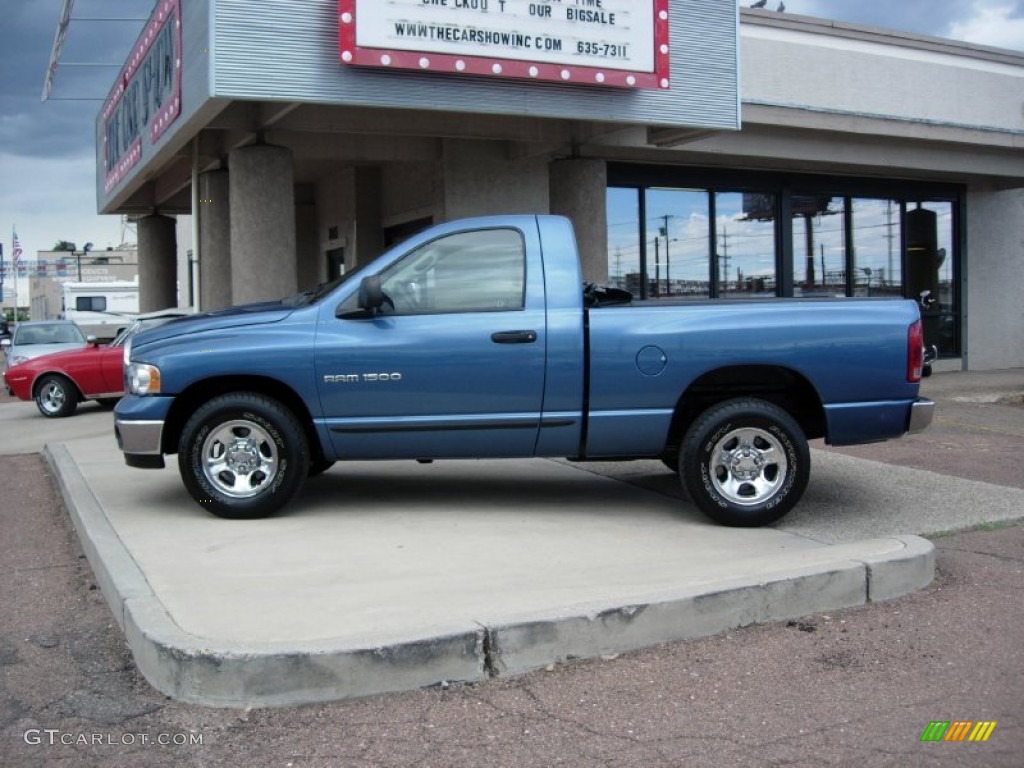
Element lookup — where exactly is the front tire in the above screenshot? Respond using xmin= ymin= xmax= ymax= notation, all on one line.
xmin=178 ymin=392 xmax=309 ymax=519
xmin=34 ymin=374 xmax=78 ymax=418
xmin=680 ymin=398 xmax=809 ymax=527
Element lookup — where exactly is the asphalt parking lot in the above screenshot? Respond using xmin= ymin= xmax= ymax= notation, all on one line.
xmin=1 ymin=368 xmax=1022 ymax=766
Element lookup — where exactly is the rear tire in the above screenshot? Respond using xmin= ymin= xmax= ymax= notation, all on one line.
xmin=34 ymin=374 xmax=78 ymax=418
xmin=680 ymin=398 xmax=809 ymax=527
xmin=178 ymin=392 xmax=309 ymax=519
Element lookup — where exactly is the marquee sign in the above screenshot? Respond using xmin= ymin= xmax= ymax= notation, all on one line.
xmin=338 ymin=0 xmax=670 ymax=89
xmin=102 ymin=0 xmax=183 ymax=193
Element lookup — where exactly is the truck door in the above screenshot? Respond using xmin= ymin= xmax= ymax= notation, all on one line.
xmin=314 ymin=226 xmax=548 ymax=459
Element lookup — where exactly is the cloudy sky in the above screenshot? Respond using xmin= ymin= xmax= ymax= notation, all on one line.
xmin=1 ymin=0 xmax=1022 ymax=288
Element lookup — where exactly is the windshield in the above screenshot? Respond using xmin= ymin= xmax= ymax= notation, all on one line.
xmin=14 ymin=323 xmax=86 ymax=345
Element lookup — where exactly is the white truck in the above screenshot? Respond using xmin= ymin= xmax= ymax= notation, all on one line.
xmin=61 ymin=281 xmax=139 ymax=341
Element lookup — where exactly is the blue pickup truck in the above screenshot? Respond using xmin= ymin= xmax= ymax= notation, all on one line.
xmin=115 ymin=215 xmax=933 ymax=526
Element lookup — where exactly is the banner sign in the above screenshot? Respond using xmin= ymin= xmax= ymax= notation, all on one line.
xmin=102 ymin=0 xmax=183 ymax=193
xmin=0 ymin=259 xmax=71 ymax=278
xmin=339 ymin=0 xmax=670 ymax=89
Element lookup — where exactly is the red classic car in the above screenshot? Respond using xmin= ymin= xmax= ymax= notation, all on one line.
xmin=3 ymin=310 xmax=189 ymax=418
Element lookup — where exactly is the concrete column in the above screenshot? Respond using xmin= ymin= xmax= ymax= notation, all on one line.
xmin=549 ymin=158 xmax=608 ymax=283
xmin=965 ymin=184 xmax=1024 ymax=370
xmin=229 ymin=144 xmax=298 ymax=304
xmin=137 ymin=214 xmax=178 ymax=312
xmin=440 ymin=139 xmax=549 ymax=221
xmin=199 ymin=170 xmax=232 ymax=311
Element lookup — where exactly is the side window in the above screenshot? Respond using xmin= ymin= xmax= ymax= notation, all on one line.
xmin=76 ymin=296 xmax=107 ymax=312
xmin=378 ymin=229 xmax=525 ymax=314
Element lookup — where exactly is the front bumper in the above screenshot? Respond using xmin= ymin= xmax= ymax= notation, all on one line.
xmin=115 ymin=417 xmax=164 ymax=455
xmin=114 ymin=395 xmax=172 ymax=469
xmin=3 ymin=371 xmax=30 ymax=400
xmin=908 ymin=397 xmax=935 ymax=433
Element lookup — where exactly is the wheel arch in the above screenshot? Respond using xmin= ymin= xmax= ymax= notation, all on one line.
xmin=161 ymin=376 xmax=323 ymax=462
xmin=664 ymin=364 xmax=826 ymax=455
xmin=31 ymin=370 xmax=83 ymax=401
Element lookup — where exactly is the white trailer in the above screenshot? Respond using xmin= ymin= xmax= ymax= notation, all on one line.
xmin=61 ymin=281 xmax=139 ymax=341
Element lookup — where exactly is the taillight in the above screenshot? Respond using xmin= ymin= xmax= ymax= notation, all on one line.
xmin=907 ymin=319 xmax=923 ymax=383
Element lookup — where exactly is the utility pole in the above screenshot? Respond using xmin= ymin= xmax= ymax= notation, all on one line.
xmin=659 ymin=214 xmax=674 ymax=296
xmin=719 ymin=226 xmax=730 ymax=293
xmin=653 ymin=236 xmax=660 ymax=297
xmin=803 ymin=213 xmax=815 ymax=287
xmin=885 ymin=200 xmax=895 ymax=289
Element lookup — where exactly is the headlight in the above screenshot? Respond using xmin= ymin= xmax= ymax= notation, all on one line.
xmin=123 ymin=337 xmax=133 ymax=367
xmin=127 ymin=363 xmax=161 ymax=395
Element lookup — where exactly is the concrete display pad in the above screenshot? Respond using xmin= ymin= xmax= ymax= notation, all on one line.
xmin=45 ymin=434 xmax=935 ymax=708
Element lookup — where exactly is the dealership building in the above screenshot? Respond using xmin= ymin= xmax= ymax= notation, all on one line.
xmin=89 ymin=0 xmax=1023 ymax=370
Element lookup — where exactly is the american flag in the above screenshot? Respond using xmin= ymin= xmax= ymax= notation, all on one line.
xmin=11 ymin=228 xmax=22 ymax=265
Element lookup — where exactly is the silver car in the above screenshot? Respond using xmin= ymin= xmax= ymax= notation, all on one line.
xmin=0 ymin=320 xmax=88 ymax=366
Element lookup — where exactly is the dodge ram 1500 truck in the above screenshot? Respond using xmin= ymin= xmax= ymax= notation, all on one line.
xmin=115 ymin=215 xmax=933 ymax=526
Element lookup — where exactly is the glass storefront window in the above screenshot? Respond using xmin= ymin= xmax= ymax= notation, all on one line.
xmin=907 ymin=201 xmax=957 ymax=357
xmin=851 ymin=198 xmax=903 ymax=297
xmin=606 ymin=176 xmax=959 ymax=357
xmin=792 ymin=195 xmax=846 ymax=298
xmin=647 ymin=188 xmax=711 ymax=299
xmin=716 ymin=192 xmax=778 ymax=299
xmin=606 ymin=186 xmax=713 ymax=300
xmin=606 ymin=187 xmax=641 ymax=294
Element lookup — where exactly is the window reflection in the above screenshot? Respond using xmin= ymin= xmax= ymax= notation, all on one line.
xmin=647 ymin=188 xmax=711 ymax=299
xmin=717 ymin=192 xmax=777 ymax=299
xmin=606 ymin=187 xmax=642 ymax=295
xmin=792 ymin=195 xmax=845 ymax=298
xmin=851 ymin=198 xmax=902 ymax=297
xmin=604 ymin=182 xmax=959 ymax=356
xmin=907 ymin=201 xmax=956 ymax=356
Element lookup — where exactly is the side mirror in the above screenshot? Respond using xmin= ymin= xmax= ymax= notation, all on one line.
xmin=337 ymin=275 xmax=394 ymax=319
xmin=0 ymin=338 xmax=10 ymax=349
xmin=358 ymin=275 xmax=385 ymax=312
xmin=87 ymin=335 xmax=99 ymax=346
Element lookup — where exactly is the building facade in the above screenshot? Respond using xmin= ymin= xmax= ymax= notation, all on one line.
xmin=94 ymin=1 xmax=1024 ymax=370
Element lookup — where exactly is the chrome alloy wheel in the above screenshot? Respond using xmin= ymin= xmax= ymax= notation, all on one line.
xmin=38 ymin=379 xmax=68 ymax=415
xmin=709 ymin=426 xmax=787 ymax=507
xmin=200 ymin=419 xmax=280 ymax=499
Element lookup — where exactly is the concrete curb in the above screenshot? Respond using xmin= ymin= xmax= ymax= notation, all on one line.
xmin=485 ymin=536 xmax=936 ymax=678
xmin=45 ymin=443 xmax=935 ymax=709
